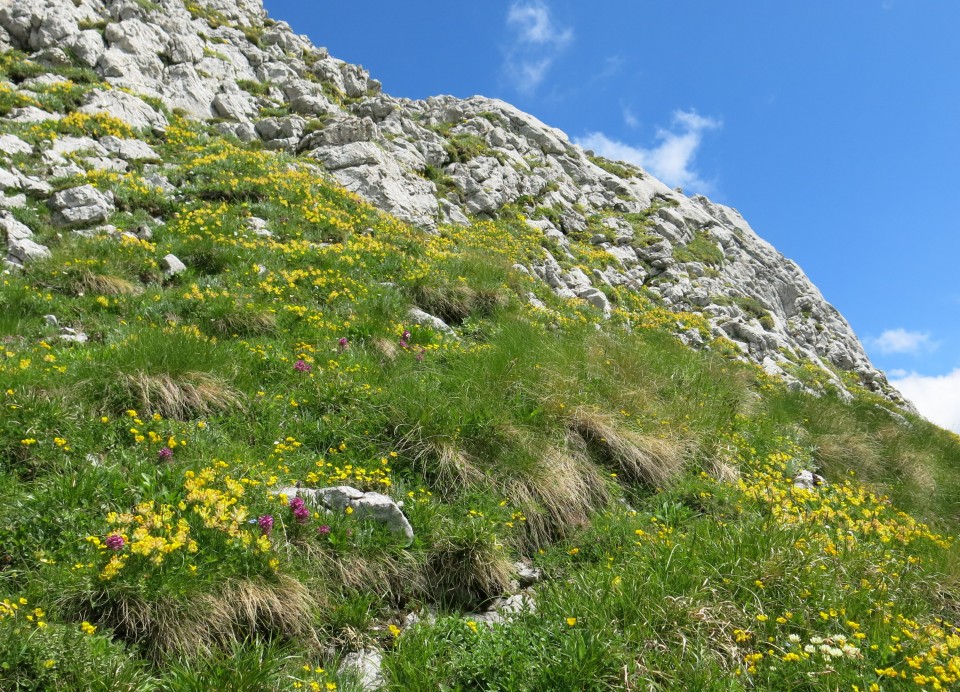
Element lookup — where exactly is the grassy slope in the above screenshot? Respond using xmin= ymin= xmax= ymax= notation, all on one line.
xmin=0 ymin=52 xmax=959 ymax=690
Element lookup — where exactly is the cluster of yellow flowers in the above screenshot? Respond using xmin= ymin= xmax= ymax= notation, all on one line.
xmin=731 ymin=436 xmax=951 ymax=552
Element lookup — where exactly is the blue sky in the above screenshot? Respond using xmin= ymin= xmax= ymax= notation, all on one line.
xmin=262 ymin=0 xmax=960 ymax=431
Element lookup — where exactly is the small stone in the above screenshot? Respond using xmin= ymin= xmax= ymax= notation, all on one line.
xmin=161 ymin=254 xmax=187 ymax=277
xmin=407 ymin=307 xmax=457 ymax=338
xmin=794 ymin=470 xmax=826 ymax=491
xmin=339 ymin=649 xmax=384 ymax=691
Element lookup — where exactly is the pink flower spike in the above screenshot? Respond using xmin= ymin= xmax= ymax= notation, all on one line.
xmin=257 ymin=515 xmax=274 ymax=535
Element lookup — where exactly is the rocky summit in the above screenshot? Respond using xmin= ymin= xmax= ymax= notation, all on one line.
xmin=3 ymin=1 xmax=959 ymax=691
xmin=0 ymin=0 xmax=903 ymax=404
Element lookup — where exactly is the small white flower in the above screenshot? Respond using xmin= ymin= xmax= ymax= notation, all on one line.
xmin=787 ymin=634 xmax=801 ymax=644
xmin=842 ymin=645 xmax=860 ymax=658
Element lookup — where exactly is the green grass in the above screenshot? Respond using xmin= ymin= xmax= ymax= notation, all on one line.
xmin=673 ymin=229 xmax=725 ymax=266
xmin=0 ymin=49 xmax=958 ymax=690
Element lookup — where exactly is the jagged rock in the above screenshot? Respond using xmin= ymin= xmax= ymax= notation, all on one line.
xmin=245 ymin=216 xmax=272 ymax=237
xmin=0 ymin=194 xmax=26 ymax=210
xmin=45 ymin=136 xmax=107 ymax=160
xmin=213 ymin=90 xmax=258 ymax=122
xmin=79 ymin=89 xmax=167 ymax=131
xmin=339 ymin=649 xmax=384 ymax=691
xmin=143 ymin=172 xmax=176 ymax=196
xmin=407 ymin=308 xmax=456 ymax=338
xmin=0 ymin=211 xmax=50 ymax=266
xmin=49 ymin=184 xmax=115 ymax=226
xmin=160 ymin=253 xmax=186 ymax=277
xmin=0 ymin=134 xmax=32 ymax=157
xmin=59 ymin=327 xmax=88 ymax=344
xmin=256 ymin=116 xmax=306 ymax=149
xmin=273 ymin=485 xmax=415 ymax=545
xmin=70 ymin=29 xmax=105 ymax=67
xmin=514 ymin=561 xmax=542 ymax=587
xmin=7 ymin=106 xmax=61 ymax=123
xmin=794 ymin=470 xmax=826 ymax=491
xmin=0 ymin=168 xmax=20 ymax=190
xmin=100 ymin=136 xmax=158 ymax=161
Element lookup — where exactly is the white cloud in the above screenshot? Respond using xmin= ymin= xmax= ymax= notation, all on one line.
xmin=869 ymin=328 xmax=935 ymax=355
xmin=622 ymin=106 xmax=639 ymax=128
xmin=890 ymin=368 xmax=960 ymax=433
xmin=507 ymin=2 xmax=572 ymax=45
xmin=575 ymin=109 xmax=722 ymax=193
xmin=503 ymin=1 xmax=572 ymax=94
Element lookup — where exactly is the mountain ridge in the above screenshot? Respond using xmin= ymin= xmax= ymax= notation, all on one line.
xmin=0 ymin=0 xmax=907 ymax=408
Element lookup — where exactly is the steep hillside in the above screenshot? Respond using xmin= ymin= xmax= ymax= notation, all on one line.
xmin=0 ymin=1 xmax=958 ymax=690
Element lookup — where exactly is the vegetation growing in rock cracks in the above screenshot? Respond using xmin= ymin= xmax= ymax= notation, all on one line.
xmin=1 ymin=49 xmax=959 ymax=690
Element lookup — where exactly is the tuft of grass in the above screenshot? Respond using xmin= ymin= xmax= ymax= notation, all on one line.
xmin=568 ymin=407 xmax=686 ymax=489
xmin=118 ymin=371 xmax=244 ymax=420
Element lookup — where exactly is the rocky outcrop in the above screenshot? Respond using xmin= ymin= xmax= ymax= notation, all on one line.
xmin=273 ymin=485 xmax=415 ymax=545
xmin=0 ymin=0 xmax=902 ymax=403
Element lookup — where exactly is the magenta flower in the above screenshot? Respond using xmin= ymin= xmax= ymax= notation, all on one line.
xmin=293 ymin=359 xmax=312 ymax=372
xmin=158 ymin=447 xmax=173 ymax=461
xmin=293 ymin=506 xmax=310 ymax=524
xmin=257 ymin=515 xmax=274 ymax=535
xmin=402 ymin=330 xmax=410 ymax=341
xmin=338 ymin=337 xmax=349 ymax=352
xmin=317 ymin=525 xmax=331 ymax=535
xmin=105 ymin=534 xmax=125 ymax=551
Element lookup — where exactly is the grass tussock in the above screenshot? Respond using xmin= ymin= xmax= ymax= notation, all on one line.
xmin=568 ymin=407 xmax=687 ymax=489
xmin=397 ymin=432 xmax=486 ymax=494
xmin=71 ymin=270 xmax=141 ymax=297
xmin=424 ymin=533 xmax=514 ymax=611
xmin=120 ymin=371 xmax=244 ymax=419
xmin=67 ymin=577 xmax=316 ymax=661
xmin=208 ymin=308 xmax=276 ymax=337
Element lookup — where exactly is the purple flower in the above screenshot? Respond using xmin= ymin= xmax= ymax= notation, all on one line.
xmin=293 ymin=506 xmax=310 ymax=524
xmin=317 ymin=525 xmax=331 ymax=535
xmin=257 ymin=515 xmax=274 ymax=535
xmin=415 ymin=348 xmax=425 ymax=362
xmin=105 ymin=534 xmax=125 ymax=551
xmin=399 ymin=340 xmax=409 ymax=350
xmin=402 ymin=330 xmax=411 ymax=341
xmin=158 ymin=447 xmax=173 ymax=461
xmin=338 ymin=337 xmax=349 ymax=352
xmin=293 ymin=359 xmax=312 ymax=373
xmin=289 ymin=496 xmax=305 ymax=511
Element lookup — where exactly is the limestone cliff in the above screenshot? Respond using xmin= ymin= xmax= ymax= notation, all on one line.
xmin=0 ymin=0 xmax=903 ymax=404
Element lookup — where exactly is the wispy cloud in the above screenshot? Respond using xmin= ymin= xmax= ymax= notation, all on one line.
xmin=503 ymin=1 xmax=573 ymax=95
xmin=890 ymin=368 xmax=960 ymax=433
xmin=575 ymin=110 xmax=722 ymax=193
xmin=869 ymin=328 xmax=936 ymax=355
xmin=622 ymin=106 xmax=639 ymax=128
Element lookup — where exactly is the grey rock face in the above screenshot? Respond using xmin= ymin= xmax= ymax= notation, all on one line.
xmin=0 ymin=135 xmax=32 ymax=157
xmin=0 ymin=211 xmax=50 ymax=266
xmin=79 ymin=86 xmax=167 ymax=131
xmin=49 ymin=185 xmax=115 ymax=226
